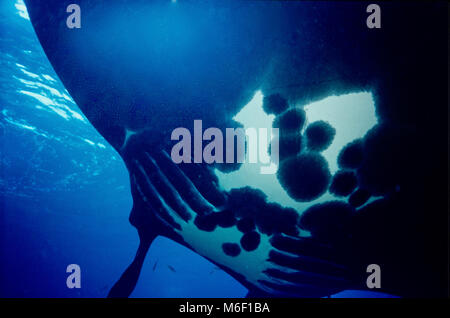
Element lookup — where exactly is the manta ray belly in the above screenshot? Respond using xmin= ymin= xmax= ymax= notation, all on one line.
xmin=130 ymin=166 xmax=283 ymax=293
xmin=177 ymin=218 xmax=274 ymax=291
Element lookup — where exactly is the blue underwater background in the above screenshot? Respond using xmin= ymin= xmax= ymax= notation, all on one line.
xmin=0 ymin=0 xmax=397 ymax=298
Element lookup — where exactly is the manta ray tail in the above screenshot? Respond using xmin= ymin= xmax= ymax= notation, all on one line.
xmin=107 ymin=228 xmax=156 ymax=298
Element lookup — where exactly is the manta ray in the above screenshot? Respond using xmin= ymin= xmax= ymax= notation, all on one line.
xmin=24 ymin=1 xmax=447 ymax=297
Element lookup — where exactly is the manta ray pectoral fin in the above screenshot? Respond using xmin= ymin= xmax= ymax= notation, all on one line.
xmin=107 ymin=227 xmax=156 ymax=298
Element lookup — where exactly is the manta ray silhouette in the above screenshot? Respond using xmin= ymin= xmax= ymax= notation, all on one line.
xmin=23 ymin=1 xmax=447 ymax=297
